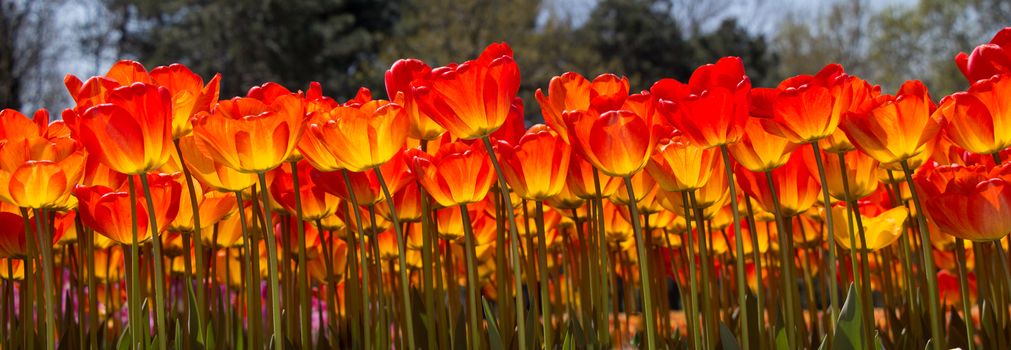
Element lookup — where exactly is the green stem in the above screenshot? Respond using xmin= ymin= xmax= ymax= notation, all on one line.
xmin=809 ymin=143 xmax=840 ymax=322
xmin=720 ymin=145 xmax=751 ymax=347
xmin=899 ymin=160 xmax=943 ymax=350
xmin=340 ymin=170 xmax=372 ymax=350
xmin=287 ymin=162 xmax=313 ymax=347
xmin=534 ymin=201 xmax=553 ymax=348
xmin=590 ymin=169 xmax=612 ymax=346
xmin=139 ymin=175 xmax=169 ymax=350
xmin=765 ymin=171 xmax=797 ymax=350
xmin=235 ymin=191 xmax=262 ymax=349
xmin=680 ymin=191 xmax=703 ymax=349
xmin=256 ymin=172 xmax=285 ymax=350
xmin=126 ymin=176 xmax=142 ymax=349
xmin=835 ymin=152 xmax=873 ymax=346
xmin=481 ymin=136 xmax=527 ymax=350
xmin=953 ymin=238 xmax=976 ymax=350
xmin=174 ymin=140 xmax=207 ymax=340
xmin=374 ymin=166 xmax=418 ymax=350
xmin=622 ymin=175 xmax=656 ymax=350
xmin=31 ymin=209 xmax=55 ymax=350
xmin=459 ymin=204 xmax=483 ymax=349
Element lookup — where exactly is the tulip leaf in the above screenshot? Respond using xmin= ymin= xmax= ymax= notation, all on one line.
xmin=453 ymin=309 xmax=467 ymax=350
xmin=175 ymin=319 xmax=183 ymax=350
xmin=775 ymin=328 xmax=788 ymax=350
xmin=483 ymin=298 xmax=505 ymax=350
xmin=832 ymin=283 xmax=863 ymax=350
xmin=561 ymin=325 xmax=574 ymax=350
xmin=720 ymin=322 xmax=741 ymax=350
xmin=116 ymin=326 xmax=131 ymax=350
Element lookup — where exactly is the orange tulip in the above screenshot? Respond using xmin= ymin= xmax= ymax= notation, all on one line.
xmin=78 ymin=83 xmax=173 ymax=175
xmin=149 ymin=64 xmax=221 ymax=138
xmin=412 ymin=140 xmax=495 ymax=207
xmin=955 ymin=27 xmax=1011 ymax=83
xmin=805 ymin=147 xmax=880 ymax=201
xmin=564 ymin=153 xmax=621 ymax=199
xmin=535 ymin=72 xmax=629 ymax=143
xmin=652 ymin=56 xmax=751 ymax=148
xmin=914 ymin=161 xmax=1011 ymax=242
xmin=727 ymin=118 xmax=799 ymax=172
xmin=63 ymin=60 xmax=151 ymax=112
xmin=830 ymin=202 xmax=907 ymax=251
xmin=191 ymin=93 xmax=305 ymax=173
xmin=312 ymin=150 xmax=414 ymax=206
xmin=839 ymin=80 xmax=944 ymax=166
xmin=0 ymin=134 xmax=87 ymax=209
xmin=735 ymin=153 xmax=820 ymax=217
xmin=938 ymin=74 xmax=1011 ymax=155
xmin=175 ymin=135 xmax=257 ymax=192
xmin=753 ymin=64 xmax=847 ymax=143
xmin=497 ymin=124 xmax=571 ymax=200
xmin=376 ymin=182 xmax=423 ymax=223
xmin=414 ymin=43 xmax=521 ymax=140
xmin=0 ymin=208 xmax=28 ymax=258
xmin=646 ymin=134 xmax=720 ymax=192
xmin=269 ymin=160 xmax=339 ymax=221
xmin=299 ymin=90 xmax=408 ymax=172
xmin=385 ymin=59 xmax=446 ymax=140
xmin=564 ymin=96 xmax=659 ymax=177
xmin=75 ymin=173 xmax=182 ymax=244
xmin=167 ymin=182 xmax=235 ymax=233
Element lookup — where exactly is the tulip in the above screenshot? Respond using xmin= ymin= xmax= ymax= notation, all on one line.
xmin=652 ymin=56 xmax=751 ymax=148
xmin=299 ymin=91 xmax=409 ymax=172
xmin=166 ymin=182 xmax=235 ymax=232
xmin=270 ymin=161 xmax=339 ymax=221
xmin=806 ymin=147 xmax=880 ymax=201
xmin=914 ymin=162 xmax=1011 ymax=242
xmin=74 ymin=173 xmax=182 ymax=244
xmin=938 ymin=74 xmax=1011 ymax=156
xmin=0 ymin=135 xmax=87 ymax=209
xmin=735 ymin=153 xmax=820 ymax=217
xmin=955 ymin=27 xmax=1011 ymax=83
xmin=78 ymin=83 xmax=173 ymax=175
xmin=839 ymin=80 xmax=944 ymax=166
xmin=412 ymin=141 xmax=495 ymax=207
xmin=831 ymin=203 xmax=907 ymax=251
xmin=176 ymin=135 xmax=257 ymax=192
xmin=535 ymin=72 xmax=629 ymax=143
xmin=385 ymin=59 xmax=446 ymax=140
xmin=497 ymin=124 xmax=571 ymax=200
xmin=754 ymin=64 xmax=855 ymax=144
xmin=414 ymin=43 xmax=521 ymax=140
xmin=564 ymin=107 xmax=658 ymax=178
xmin=191 ymin=94 xmax=305 ymax=173
xmin=646 ymin=134 xmax=720 ymax=192
xmin=149 ymin=64 xmax=221 ymax=138
xmin=727 ymin=118 xmax=799 ymax=173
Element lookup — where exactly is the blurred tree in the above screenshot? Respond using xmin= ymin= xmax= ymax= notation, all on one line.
xmin=692 ymin=18 xmax=778 ymax=86
xmin=98 ymin=0 xmax=402 ymax=99
xmin=0 ymin=0 xmax=68 ymax=110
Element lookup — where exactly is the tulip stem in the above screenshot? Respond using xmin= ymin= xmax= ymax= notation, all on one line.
xmin=621 ymin=175 xmax=656 ymax=350
xmin=809 ymin=143 xmax=840 ymax=323
xmin=719 ymin=145 xmax=752 ymax=348
xmin=139 ymin=175 xmax=170 ymax=350
xmin=340 ymin=170 xmax=373 ymax=350
xmin=953 ymin=238 xmax=976 ymax=350
xmin=256 ymin=171 xmax=285 ymax=350
xmin=835 ymin=152 xmax=874 ymax=346
xmin=765 ymin=171 xmax=797 ymax=350
xmin=287 ymin=162 xmax=313 ymax=348
xmin=457 ymin=204 xmax=483 ymax=349
xmin=126 ymin=176 xmax=142 ymax=349
xmin=30 ymin=209 xmax=54 ymax=350
xmin=993 ymin=152 xmax=1002 ymax=164
xmin=534 ymin=201 xmax=553 ymax=349
xmin=482 ymin=136 xmax=527 ymax=350
xmin=899 ymin=160 xmax=944 ymax=350
xmin=235 ymin=191 xmax=262 ymax=349
xmin=374 ymin=166 xmax=418 ymax=350
xmin=174 ymin=140 xmax=207 ymax=340
xmin=590 ymin=169 xmax=612 ymax=345
xmin=679 ymin=191 xmax=703 ymax=349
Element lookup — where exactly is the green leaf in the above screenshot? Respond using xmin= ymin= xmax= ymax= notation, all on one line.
xmin=116 ymin=326 xmax=132 ymax=350
xmin=720 ymin=322 xmax=741 ymax=350
xmin=561 ymin=323 xmax=574 ymax=350
xmin=482 ymin=298 xmax=504 ymax=350
xmin=204 ymin=323 xmax=216 ymax=350
xmin=175 ymin=319 xmax=183 ymax=350
xmin=775 ymin=328 xmax=788 ymax=350
xmin=832 ymin=283 xmax=864 ymax=350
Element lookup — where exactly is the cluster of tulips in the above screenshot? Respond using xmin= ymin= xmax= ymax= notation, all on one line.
xmin=3 ymin=26 xmax=1011 ymax=350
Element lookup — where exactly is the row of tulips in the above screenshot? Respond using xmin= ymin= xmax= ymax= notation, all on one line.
xmin=3 ymin=26 xmax=1011 ymax=350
